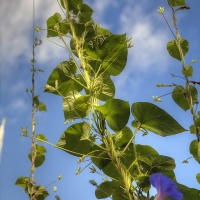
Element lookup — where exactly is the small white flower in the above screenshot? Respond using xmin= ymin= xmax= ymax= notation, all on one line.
xmin=157 ymin=7 xmax=164 ymax=14
xmin=53 ymin=186 xmax=57 ymax=192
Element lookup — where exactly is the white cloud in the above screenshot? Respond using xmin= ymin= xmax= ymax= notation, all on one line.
xmin=86 ymin=0 xmax=119 ymax=28
xmin=0 ymin=0 xmax=63 ymax=76
xmin=120 ymin=4 xmax=171 ymax=73
xmin=9 ymin=98 xmax=28 ymax=113
xmin=10 ymin=80 xmax=27 ymax=95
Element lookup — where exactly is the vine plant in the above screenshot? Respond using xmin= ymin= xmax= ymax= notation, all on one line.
xmin=15 ymin=0 xmax=200 ymax=199
xmin=15 ymin=39 xmax=61 ymax=199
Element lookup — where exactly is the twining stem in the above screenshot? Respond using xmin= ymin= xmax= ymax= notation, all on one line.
xmin=105 ymin=130 xmax=137 ymax=200
xmin=30 ymin=40 xmax=37 ymax=200
xmin=169 ymin=6 xmax=199 ymax=142
xmin=63 ymin=0 xmax=91 ymax=86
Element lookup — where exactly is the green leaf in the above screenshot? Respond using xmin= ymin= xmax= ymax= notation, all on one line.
xmin=36 ymin=145 xmax=47 ymax=156
xmin=189 ymin=140 xmax=200 ymax=164
xmin=102 ymin=34 xmax=128 ymax=76
xmin=138 ymin=154 xmax=176 ymax=175
xmin=73 ymin=95 xmax=90 ymax=111
xmin=150 ymin=155 xmax=176 ymax=173
xmin=112 ymin=187 xmax=129 ymax=200
xmin=95 ymin=181 xmax=119 ymax=199
xmin=182 ymin=65 xmax=193 ymax=77
xmin=196 ymin=173 xmax=200 ymax=184
xmin=33 ymin=96 xmax=40 ymax=105
xmin=37 ymin=102 xmax=47 ymax=112
xmin=78 ymin=3 xmax=93 ymax=23
xmin=86 ymin=34 xmax=128 ymax=76
xmin=91 ymin=144 xmax=111 ymax=170
xmin=131 ymin=102 xmax=186 ymax=136
xmin=177 ymin=183 xmax=200 ymax=200
xmin=36 ymin=134 xmax=47 ymax=142
xmin=195 ymin=117 xmax=200 ymax=127
xmin=28 ymin=154 xmax=45 ymax=167
xmin=172 ymin=85 xmax=198 ymax=111
xmin=114 ymin=126 xmax=133 ymax=148
xmin=15 ymin=176 xmax=30 ymax=188
xmin=120 ymin=144 xmax=140 ymax=177
xmin=167 ymin=39 xmax=189 ymax=61
xmin=136 ymin=144 xmax=159 ymax=156
xmin=96 ymin=74 xmax=115 ymax=101
xmin=28 ymin=145 xmax=46 ymax=167
xmin=45 ymin=61 xmax=85 ymax=97
xmin=136 ymin=175 xmax=150 ymax=189
xmin=168 ymin=0 xmax=186 ymax=7
xmin=62 ymin=91 xmax=87 ymax=121
xmin=189 ymin=125 xmax=196 ymax=134
xmin=60 ymin=0 xmax=83 ymax=14
xmin=46 ymin=13 xmax=68 ymax=37
xmin=56 ymin=122 xmax=92 ymax=156
xmin=95 ymin=98 xmax=130 ymax=131
xmin=102 ymin=161 xmax=121 ymax=179
xmin=34 ymin=185 xmax=49 ymax=200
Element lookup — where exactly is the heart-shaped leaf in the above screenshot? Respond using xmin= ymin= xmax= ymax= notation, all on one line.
xmin=56 ymin=122 xmax=92 ymax=157
xmin=131 ymin=102 xmax=186 ymax=136
xmin=189 ymin=140 xmax=200 ymax=164
xmin=167 ymin=39 xmax=189 ymax=61
xmin=172 ymin=85 xmax=198 ymax=111
xmin=168 ymin=0 xmax=186 ymax=7
xmin=182 ymin=65 xmax=193 ymax=77
xmin=95 ymin=99 xmax=130 ymax=131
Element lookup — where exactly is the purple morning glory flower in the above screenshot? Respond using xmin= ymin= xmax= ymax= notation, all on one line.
xmin=150 ymin=173 xmax=183 ymax=200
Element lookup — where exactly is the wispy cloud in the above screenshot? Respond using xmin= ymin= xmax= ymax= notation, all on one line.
xmin=9 ymin=98 xmax=28 ymax=113
xmin=120 ymin=4 xmax=171 ymax=73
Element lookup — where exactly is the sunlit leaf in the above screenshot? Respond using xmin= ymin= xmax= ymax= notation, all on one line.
xmin=189 ymin=125 xmax=196 ymax=134
xmin=45 ymin=61 xmax=85 ymax=97
xmin=182 ymin=65 xmax=193 ymax=77
xmin=196 ymin=173 xmax=200 ymax=184
xmin=172 ymin=85 xmax=198 ymax=111
xmin=28 ymin=154 xmax=45 ymax=168
xmin=194 ymin=117 xmax=200 ymax=127
xmin=56 ymin=122 xmax=92 ymax=156
xmin=114 ymin=126 xmax=133 ymax=148
xmin=131 ymin=102 xmax=186 ymax=136
xmin=96 ymin=74 xmax=115 ymax=101
xmin=28 ymin=145 xmax=46 ymax=167
xmin=95 ymin=99 xmax=130 ymax=131
xmin=91 ymin=144 xmax=111 ymax=170
xmin=36 ymin=134 xmax=47 ymax=142
xmin=46 ymin=13 xmax=68 ymax=37
xmin=95 ymin=181 xmax=119 ymax=199
xmin=136 ymin=175 xmax=150 ymax=189
xmin=37 ymin=102 xmax=47 ymax=112
xmin=60 ymin=0 xmax=83 ymax=14
xmin=15 ymin=176 xmax=30 ymax=188
xmin=167 ymin=39 xmax=189 ymax=61
xmin=177 ymin=183 xmax=200 ymax=200
xmin=73 ymin=95 xmax=90 ymax=111
xmin=78 ymin=3 xmax=93 ymax=23
xmin=112 ymin=187 xmax=129 ymax=200
xmin=86 ymin=34 xmax=128 ymax=76
xmin=34 ymin=185 xmax=49 ymax=200
xmin=62 ymin=91 xmax=87 ymax=121
xmin=168 ymin=0 xmax=186 ymax=7
xmin=189 ymin=140 xmax=200 ymax=164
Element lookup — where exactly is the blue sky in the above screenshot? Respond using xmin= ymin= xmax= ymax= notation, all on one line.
xmin=0 ymin=0 xmax=200 ymax=199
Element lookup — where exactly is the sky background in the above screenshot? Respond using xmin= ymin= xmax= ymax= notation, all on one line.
xmin=0 ymin=0 xmax=200 ymax=199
